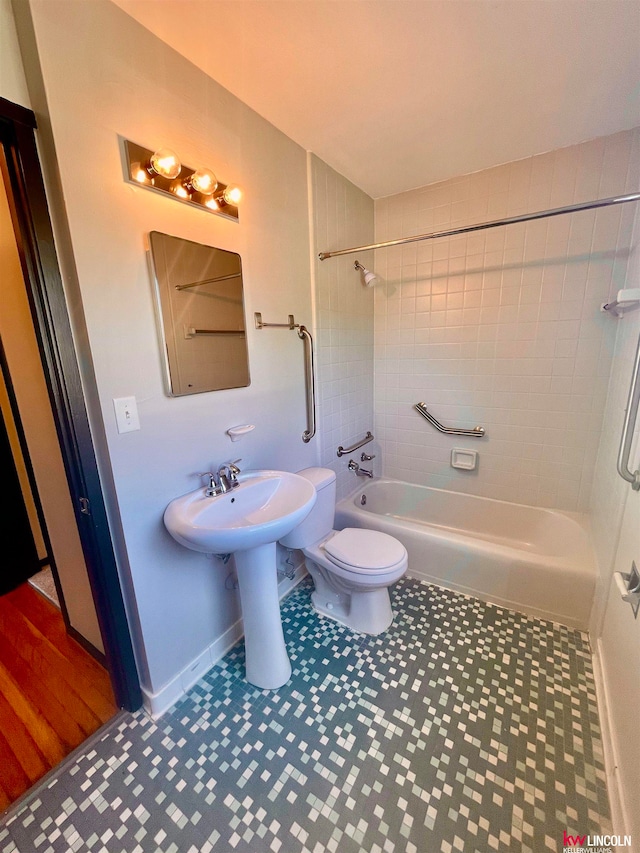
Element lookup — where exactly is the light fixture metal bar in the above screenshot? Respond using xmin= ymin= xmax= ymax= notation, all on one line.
xmin=318 ymin=192 xmax=640 ymax=261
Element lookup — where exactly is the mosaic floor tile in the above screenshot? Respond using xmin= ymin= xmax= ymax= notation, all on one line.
xmin=0 ymin=578 xmax=610 ymax=852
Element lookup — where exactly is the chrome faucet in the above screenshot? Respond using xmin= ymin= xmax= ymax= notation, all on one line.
xmin=348 ymin=459 xmax=373 ymax=478
xmin=217 ymin=459 xmax=242 ymax=492
xmin=200 ymin=459 xmax=242 ymax=496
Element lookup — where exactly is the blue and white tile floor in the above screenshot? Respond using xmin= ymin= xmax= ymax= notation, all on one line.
xmin=0 ymin=578 xmax=610 ymax=852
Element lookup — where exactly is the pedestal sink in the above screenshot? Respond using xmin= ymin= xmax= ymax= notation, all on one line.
xmin=164 ymin=470 xmax=316 ymax=690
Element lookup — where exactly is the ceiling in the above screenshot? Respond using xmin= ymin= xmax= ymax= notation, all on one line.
xmin=111 ymin=0 xmax=640 ymax=199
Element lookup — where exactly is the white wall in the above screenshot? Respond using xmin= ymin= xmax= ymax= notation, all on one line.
xmin=590 ymin=182 xmax=640 ymax=630
xmin=597 ymin=479 xmax=640 ymax=841
xmin=0 ymin=0 xmax=29 ymax=107
xmin=309 ymin=154 xmax=375 ymax=498
xmin=589 ymin=176 xmax=640 ymax=836
xmin=374 ymin=130 xmax=639 ymax=512
xmin=23 ymin=0 xmax=318 ymax=712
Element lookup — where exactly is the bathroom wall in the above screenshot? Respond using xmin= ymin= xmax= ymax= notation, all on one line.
xmin=373 ymin=129 xmax=639 ymax=512
xmin=309 ymin=154 xmax=375 ymax=498
xmin=590 ymin=176 xmax=640 ymax=632
xmin=20 ymin=0 xmax=318 ymax=714
xmin=0 ymin=0 xmax=29 ymax=107
xmin=589 ymin=191 xmax=640 ymax=837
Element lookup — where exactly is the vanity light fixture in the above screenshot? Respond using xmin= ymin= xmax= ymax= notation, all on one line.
xmin=121 ymin=138 xmax=241 ymax=222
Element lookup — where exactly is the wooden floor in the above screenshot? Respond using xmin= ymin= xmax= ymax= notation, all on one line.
xmin=0 ymin=583 xmax=117 ymax=810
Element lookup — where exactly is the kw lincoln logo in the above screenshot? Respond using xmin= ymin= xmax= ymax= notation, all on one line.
xmin=562 ymin=830 xmax=633 ymax=852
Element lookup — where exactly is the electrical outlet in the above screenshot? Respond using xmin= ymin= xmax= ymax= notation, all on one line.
xmin=113 ymin=396 xmax=140 ymax=433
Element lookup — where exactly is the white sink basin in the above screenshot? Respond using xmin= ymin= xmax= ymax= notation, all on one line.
xmin=164 ymin=469 xmax=317 ymax=691
xmin=164 ymin=469 xmax=317 ymax=554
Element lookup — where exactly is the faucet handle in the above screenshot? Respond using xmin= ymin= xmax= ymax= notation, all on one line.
xmin=198 ymin=471 xmax=221 ymax=495
xmin=219 ymin=459 xmax=242 ymax=488
xmin=360 ymin=451 xmax=375 ymax=461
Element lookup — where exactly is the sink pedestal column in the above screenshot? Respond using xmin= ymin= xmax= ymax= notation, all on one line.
xmin=234 ymin=543 xmax=292 ymax=690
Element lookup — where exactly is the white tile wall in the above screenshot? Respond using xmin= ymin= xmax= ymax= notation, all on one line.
xmin=309 ymin=154 xmax=375 ymax=498
xmin=374 ymin=128 xmax=640 ymax=512
xmin=590 ymin=185 xmax=640 ymax=632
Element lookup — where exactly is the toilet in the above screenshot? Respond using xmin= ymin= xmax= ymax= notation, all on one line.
xmin=280 ymin=468 xmax=407 ymax=634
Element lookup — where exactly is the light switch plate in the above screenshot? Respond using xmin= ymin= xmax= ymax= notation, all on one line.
xmin=113 ymin=396 xmax=140 ymax=433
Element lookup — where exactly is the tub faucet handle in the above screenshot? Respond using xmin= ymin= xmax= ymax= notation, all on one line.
xmin=361 ymin=451 xmax=375 ymax=461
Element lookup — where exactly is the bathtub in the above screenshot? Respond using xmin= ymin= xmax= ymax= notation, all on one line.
xmin=334 ymin=479 xmax=596 ymax=631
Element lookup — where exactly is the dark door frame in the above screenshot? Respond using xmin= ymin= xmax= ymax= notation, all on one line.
xmin=0 ymin=95 xmax=141 ymax=712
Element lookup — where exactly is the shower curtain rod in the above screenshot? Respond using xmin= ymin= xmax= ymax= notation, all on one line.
xmin=317 ymin=192 xmax=640 ymax=261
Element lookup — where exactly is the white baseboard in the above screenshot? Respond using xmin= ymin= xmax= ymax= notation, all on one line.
xmin=141 ymin=565 xmax=307 ymax=720
xmin=591 ymin=638 xmax=628 ymax=837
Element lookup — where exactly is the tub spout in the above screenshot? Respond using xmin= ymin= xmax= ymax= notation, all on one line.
xmin=348 ymin=459 xmax=373 ymax=478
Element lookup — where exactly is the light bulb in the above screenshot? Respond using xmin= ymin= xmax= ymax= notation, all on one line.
xmin=132 ymin=165 xmax=149 ymax=184
xmin=149 ymin=148 xmax=181 ymax=180
xmin=187 ymin=167 xmax=218 ymax=196
xmin=223 ymin=184 xmax=242 ymax=205
xmin=173 ymin=185 xmax=190 ymax=199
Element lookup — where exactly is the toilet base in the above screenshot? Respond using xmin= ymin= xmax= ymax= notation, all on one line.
xmin=307 ymin=562 xmax=395 ymax=635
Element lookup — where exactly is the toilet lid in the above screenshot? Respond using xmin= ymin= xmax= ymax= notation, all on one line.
xmin=324 ymin=528 xmax=407 ymax=573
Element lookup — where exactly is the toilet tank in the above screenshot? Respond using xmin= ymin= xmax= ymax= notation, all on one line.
xmin=279 ymin=467 xmax=336 ymax=549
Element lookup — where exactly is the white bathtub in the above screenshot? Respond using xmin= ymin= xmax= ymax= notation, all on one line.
xmin=334 ymin=479 xmax=596 ymax=630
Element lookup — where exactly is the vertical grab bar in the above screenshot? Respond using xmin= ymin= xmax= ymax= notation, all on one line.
xmin=297 ymin=325 xmax=316 ymax=443
xmin=617 ymin=332 xmax=640 ymax=490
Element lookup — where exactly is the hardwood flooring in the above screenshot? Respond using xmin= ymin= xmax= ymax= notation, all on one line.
xmin=0 ymin=583 xmax=117 ymax=810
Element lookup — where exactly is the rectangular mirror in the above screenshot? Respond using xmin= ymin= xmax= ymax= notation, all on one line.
xmin=149 ymin=231 xmax=250 ymax=396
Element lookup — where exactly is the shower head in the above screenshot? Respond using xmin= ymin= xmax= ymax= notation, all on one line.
xmin=354 ymin=260 xmax=382 ymax=288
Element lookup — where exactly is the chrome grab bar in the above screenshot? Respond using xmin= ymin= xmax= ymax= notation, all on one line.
xmin=617 ymin=332 xmax=640 ymax=490
xmin=414 ymin=403 xmax=485 ymax=438
xmin=298 ymin=325 xmax=316 ymax=443
xmin=254 ymin=311 xmax=316 ymax=443
xmin=337 ymin=431 xmax=374 ymax=457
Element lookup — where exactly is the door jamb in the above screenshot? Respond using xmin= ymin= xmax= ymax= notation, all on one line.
xmin=0 ymin=95 xmax=142 ymax=711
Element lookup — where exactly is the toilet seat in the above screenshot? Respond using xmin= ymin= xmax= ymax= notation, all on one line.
xmin=323 ymin=528 xmax=407 ymax=575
